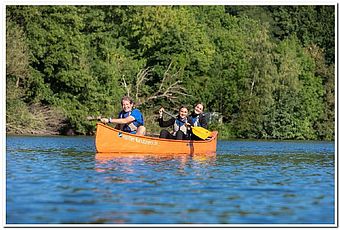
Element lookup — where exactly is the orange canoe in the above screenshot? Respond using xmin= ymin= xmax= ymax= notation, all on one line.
xmin=95 ymin=123 xmax=218 ymax=154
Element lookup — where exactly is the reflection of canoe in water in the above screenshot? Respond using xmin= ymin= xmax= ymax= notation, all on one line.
xmin=95 ymin=152 xmax=217 ymax=173
xmin=95 ymin=123 xmax=218 ymax=154
xmin=95 ymin=152 xmax=217 ymax=165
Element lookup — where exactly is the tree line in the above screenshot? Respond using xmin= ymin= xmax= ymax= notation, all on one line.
xmin=6 ymin=5 xmax=335 ymax=140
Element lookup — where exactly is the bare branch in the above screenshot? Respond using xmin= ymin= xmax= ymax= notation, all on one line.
xmin=121 ymin=75 xmax=130 ymax=97
xmin=135 ymin=67 xmax=152 ymax=102
xmin=120 ymin=62 xmax=191 ymax=107
xmin=146 ymin=68 xmax=191 ymax=103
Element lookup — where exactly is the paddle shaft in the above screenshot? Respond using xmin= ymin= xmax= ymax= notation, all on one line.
xmin=162 ymin=110 xmax=178 ymax=119
xmin=87 ymin=116 xmax=102 ymax=121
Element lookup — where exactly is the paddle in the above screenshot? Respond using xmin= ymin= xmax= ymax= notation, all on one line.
xmin=86 ymin=116 xmax=102 ymax=121
xmin=162 ymin=110 xmax=212 ymax=140
xmin=87 ymin=116 xmax=111 ymax=124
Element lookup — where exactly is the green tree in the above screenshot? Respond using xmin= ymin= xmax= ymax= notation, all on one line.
xmin=305 ymin=44 xmax=335 ymax=140
xmin=192 ymin=6 xmax=249 ymax=117
xmin=267 ymin=37 xmax=324 ymax=139
xmin=271 ymin=6 xmax=335 ymax=64
xmin=6 ymin=6 xmax=334 ymax=138
xmin=6 ymin=17 xmax=35 ymax=133
xmin=233 ymin=23 xmax=277 ymax=139
xmin=6 ymin=16 xmax=65 ymax=134
xmin=119 ymin=6 xmax=215 ymax=107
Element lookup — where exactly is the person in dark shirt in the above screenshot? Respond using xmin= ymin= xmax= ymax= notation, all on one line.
xmin=158 ymin=106 xmax=194 ymax=140
xmin=189 ymin=103 xmax=208 ymax=140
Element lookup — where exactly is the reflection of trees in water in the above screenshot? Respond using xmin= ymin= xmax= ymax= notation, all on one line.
xmin=218 ymin=153 xmax=334 ymax=167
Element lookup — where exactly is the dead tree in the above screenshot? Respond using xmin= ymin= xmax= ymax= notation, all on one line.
xmin=121 ymin=63 xmax=191 ymax=106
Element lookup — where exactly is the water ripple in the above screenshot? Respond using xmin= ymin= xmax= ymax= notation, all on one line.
xmin=6 ymin=136 xmax=334 ymax=224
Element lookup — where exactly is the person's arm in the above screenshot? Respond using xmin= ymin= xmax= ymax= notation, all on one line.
xmin=187 ymin=117 xmax=194 ymax=127
xmin=200 ymin=114 xmax=208 ymax=128
xmin=185 ymin=117 xmax=194 ymax=133
xmin=109 ymin=116 xmax=135 ymax=124
xmin=130 ymin=109 xmax=144 ymax=126
xmin=101 ymin=116 xmax=134 ymax=124
xmin=159 ymin=117 xmax=175 ymax=127
xmin=158 ymin=107 xmax=175 ymax=127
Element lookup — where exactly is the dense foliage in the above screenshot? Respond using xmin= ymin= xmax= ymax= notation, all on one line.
xmin=6 ymin=5 xmax=335 ymax=140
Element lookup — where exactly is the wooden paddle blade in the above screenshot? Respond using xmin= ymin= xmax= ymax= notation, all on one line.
xmin=192 ymin=126 xmax=212 ymax=140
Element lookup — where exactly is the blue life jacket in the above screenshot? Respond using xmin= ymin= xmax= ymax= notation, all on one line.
xmin=173 ymin=117 xmax=188 ymax=135
xmin=118 ymin=108 xmax=144 ymax=134
xmin=190 ymin=114 xmax=202 ymax=127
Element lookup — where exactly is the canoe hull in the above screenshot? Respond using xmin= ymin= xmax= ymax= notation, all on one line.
xmin=95 ymin=123 xmax=218 ymax=154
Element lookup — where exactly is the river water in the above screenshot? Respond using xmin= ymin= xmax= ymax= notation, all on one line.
xmin=6 ymin=136 xmax=335 ymax=225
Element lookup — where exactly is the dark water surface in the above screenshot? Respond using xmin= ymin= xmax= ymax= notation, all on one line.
xmin=6 ymin=136 xmax=335 ymax=225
